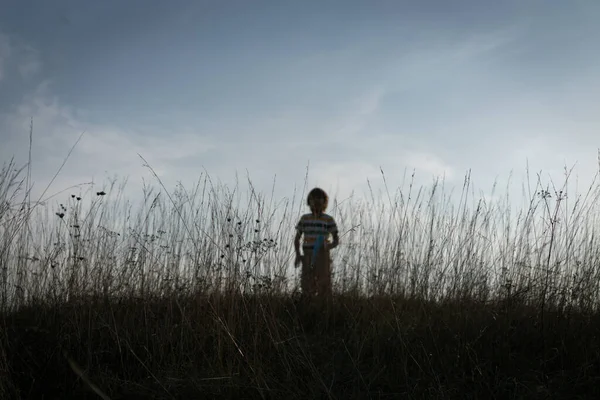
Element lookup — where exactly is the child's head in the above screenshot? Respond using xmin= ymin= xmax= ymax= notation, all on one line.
xmin=307 ymin=187 xmax=328 ymax=214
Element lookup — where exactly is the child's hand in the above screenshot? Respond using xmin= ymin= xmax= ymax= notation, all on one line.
xmin=294 ymin=254 xmax=303 ymax=268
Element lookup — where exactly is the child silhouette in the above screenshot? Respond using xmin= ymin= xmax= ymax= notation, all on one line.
xmin=294 ymin=188 xmax=339 ymax=298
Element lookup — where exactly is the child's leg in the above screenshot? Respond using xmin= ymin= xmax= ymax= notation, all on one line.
xmin=315 ymin=249 xmax=332 ymax=298
xmin=301 ymin=253 xmax=316 ymax=296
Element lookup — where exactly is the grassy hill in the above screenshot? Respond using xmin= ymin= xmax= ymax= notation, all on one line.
xmin=2 ymin=158 xmax=600 ymax=399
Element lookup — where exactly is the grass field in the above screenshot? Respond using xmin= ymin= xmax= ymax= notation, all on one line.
xmin=2 ymin=153 xmax=600 ymax=399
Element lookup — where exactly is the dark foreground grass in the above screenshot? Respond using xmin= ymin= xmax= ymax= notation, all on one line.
xmin=3 ymin=293 xmax=600 ymax=399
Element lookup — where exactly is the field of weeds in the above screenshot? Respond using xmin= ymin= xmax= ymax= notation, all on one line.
xmin=2 ymin=154 xmax=600 ymax=399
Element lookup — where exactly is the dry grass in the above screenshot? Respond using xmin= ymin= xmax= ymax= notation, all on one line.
xmin=2 ymin=145 xmax=600 ymax=399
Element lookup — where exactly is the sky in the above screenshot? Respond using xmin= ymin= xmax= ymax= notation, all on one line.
xmin=2 ymin=0 xmax=600 ymax=215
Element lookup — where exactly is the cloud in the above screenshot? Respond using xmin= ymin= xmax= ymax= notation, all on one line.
xmin=0 ymin=32 xmax=41 ymax=83
xmin=0 ymin=25 xmax=517 ymax=210
xmin=330 ymin=86 xmax=385 ymax=141
xmin=17 ymin=45 xmax=41 ymax=78
xmin=403 ymin=152 xmax=455 ymax=181
xmin=2 ymin=18 xmax=600 ymax=221
xmin=1 ymin=85 xmax=217 ymax=205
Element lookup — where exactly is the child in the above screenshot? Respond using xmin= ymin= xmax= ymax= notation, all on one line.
xmin=294 ymin=187 xmax=340 ymax=298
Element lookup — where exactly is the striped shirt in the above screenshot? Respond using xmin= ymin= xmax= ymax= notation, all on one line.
xmin=296 ymin=213 xmax=338 ymax=249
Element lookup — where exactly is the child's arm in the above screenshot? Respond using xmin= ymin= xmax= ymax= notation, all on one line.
xmin=327 ymin=217 xmax=340 ymax=250
xmin=294 ymin=230 xmax=302 ymax=257
xmin=328 ymin=231 xmax=340 ymax=250
xmin=293 ymin=230 xmax=303 ymax=268
xmin=294 ymin=217 xmax=304 ymax=257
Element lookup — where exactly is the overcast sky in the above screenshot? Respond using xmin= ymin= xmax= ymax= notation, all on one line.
xmin=2 ymin=0 xmax=600 ymax=212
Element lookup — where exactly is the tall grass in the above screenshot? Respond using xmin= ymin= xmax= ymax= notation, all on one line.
xmin=3 ymin=151 xmax=600 ymax=398
xmin=3 ymin=158 xmax=600 ymax=311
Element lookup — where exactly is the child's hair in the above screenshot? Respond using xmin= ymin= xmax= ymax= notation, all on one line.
xmin=307 ymin=187 xmax=329 ymax=211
